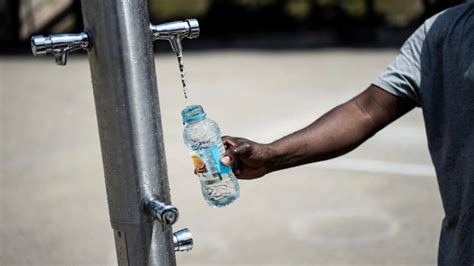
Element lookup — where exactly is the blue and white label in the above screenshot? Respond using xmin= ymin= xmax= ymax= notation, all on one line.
xmin=210 ymin=145 xmax=232 ymax=174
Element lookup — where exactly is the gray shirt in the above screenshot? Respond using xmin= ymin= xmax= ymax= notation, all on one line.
xmin=373 ymin=3 xmax=474 ymax=265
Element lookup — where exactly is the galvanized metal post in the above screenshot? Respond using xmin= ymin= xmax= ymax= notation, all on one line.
xmin=80 ymin=0 xmax=176 ymax=265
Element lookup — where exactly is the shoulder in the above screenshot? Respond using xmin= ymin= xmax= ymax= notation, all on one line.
xmin=423 ymin=3 xmax=473 ymax=40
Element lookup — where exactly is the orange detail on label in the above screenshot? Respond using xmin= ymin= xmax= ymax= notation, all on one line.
xmin=192 ymin=155 xmax=207 ymax=173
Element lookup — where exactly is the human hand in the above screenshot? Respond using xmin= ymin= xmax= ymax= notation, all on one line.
xmin=220 ymin=136 xmax=275 ymax=180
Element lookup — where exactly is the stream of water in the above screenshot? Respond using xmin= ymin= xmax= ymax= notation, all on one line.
xmin=176 ymin=51 xmax=189 ymax=105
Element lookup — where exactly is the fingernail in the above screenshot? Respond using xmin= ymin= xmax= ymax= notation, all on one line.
xmin=221 ymin=156 xmax=231 ymax=165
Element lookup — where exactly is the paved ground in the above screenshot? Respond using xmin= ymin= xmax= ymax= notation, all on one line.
xmin=1 ymin=50 xmax=444 ymax=265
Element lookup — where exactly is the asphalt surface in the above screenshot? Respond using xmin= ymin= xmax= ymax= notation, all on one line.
xmin=1 ymin=50 xmax=443 ymax=265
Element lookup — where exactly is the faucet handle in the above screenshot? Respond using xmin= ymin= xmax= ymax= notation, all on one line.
xmin=31 ymin=32 xmax=90 ymax=66
xmin=173 ymin=228 xmax=193 ymax=252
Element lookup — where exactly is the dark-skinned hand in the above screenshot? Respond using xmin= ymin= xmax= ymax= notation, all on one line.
xmin=220 ymin=136 xmax=274 ymax=180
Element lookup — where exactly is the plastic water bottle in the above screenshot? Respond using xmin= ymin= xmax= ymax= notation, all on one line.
xmin=182 ymin=105 xmax=240 ymax=207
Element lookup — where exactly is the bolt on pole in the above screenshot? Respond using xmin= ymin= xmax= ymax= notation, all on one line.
xmin=80 ymin=0 xmax=176 ymax=265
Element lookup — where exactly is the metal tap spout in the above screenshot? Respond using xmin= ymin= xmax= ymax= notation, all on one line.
xmin=31 ymin=32 xmax=90 ymax=65
xmin=173 ymin=228 xmax=193 ymax=252
xmin=150 ymin=19 xmax=200 ymax=53
xmin=143 ymin=195 xmax=179 ymax=225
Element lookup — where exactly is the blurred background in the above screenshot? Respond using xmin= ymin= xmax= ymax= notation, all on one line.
xmin=0 ymin=0 xmax=467 ymax=52
xmin=0 ymin=0 xmax=468 ymax=265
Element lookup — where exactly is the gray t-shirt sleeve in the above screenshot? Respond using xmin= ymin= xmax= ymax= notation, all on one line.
xmin=373 ymin=20 xmax=432 ymax=106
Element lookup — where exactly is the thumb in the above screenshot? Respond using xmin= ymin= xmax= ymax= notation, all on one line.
xmin=221 ymin=155 xmax=232 ymax=166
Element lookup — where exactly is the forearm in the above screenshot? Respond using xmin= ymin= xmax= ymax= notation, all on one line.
xmin=265 ymin=85 xmax=415 ymax=173
xmin=267 ymin=101 xmax=376 ymax=171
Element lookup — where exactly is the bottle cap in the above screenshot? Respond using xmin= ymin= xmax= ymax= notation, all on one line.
xmin=182 ymin=105 xmax=207 ymax=124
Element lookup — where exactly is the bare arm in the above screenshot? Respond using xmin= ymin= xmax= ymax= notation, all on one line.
xmin=222 ymin=85 xmax=416 ymax=179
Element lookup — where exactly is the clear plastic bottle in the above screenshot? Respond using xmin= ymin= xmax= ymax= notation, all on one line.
xmin=182 ymin=105 xmax=240 ymax=207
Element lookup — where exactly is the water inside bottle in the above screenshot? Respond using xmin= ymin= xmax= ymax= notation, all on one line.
xmin=201 ymin=178 xmax=239 ymax=207
xmin=186 ymin=126 xmax=240 ymax=207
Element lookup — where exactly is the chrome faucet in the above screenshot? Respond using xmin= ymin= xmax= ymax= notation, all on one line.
xmin=150 ymin=18 xmax=200 ymax=53
xmin=143 ymin=195 xmax=179 ymax=225
xmin=173 ymin=228 xmax=193 ymax=252
xmin=143 ymin=197 xmax=193 ymax=252
xmin=31 ymin=32 xmax=90 ymax=65
xmin=30 ymin=18 xmax=200 ymax=65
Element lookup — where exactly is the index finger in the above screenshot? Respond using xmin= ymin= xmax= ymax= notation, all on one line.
xmin=222 ymin=136 xmax=238 ymax=148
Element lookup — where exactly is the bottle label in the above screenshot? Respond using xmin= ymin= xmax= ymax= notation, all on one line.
xmin=209 ymin=145 xmax=231 ymax=174
xmin=191 ymin=145 xmax=231 ymax=177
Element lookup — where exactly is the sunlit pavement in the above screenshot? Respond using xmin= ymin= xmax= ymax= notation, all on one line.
xmin=1 ymin=50 xmax=443 ymax=265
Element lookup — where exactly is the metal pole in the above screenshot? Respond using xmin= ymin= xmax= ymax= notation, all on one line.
xmin=80 ymin=0 xmax=176 ymax=265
